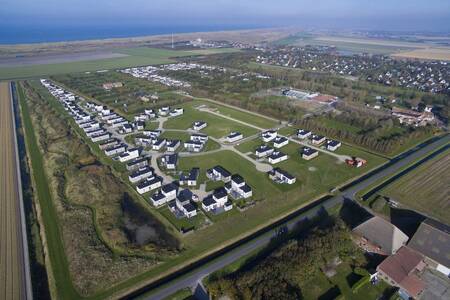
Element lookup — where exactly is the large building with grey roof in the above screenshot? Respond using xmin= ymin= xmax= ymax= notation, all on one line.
xmin=408 ymin=219 xmax=450 ymax=277
xmin=353 ymin=216 xmax=409 ymax=255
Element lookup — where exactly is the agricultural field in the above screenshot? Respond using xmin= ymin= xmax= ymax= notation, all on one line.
xmin=0 ymin=47 xmax=239 ymax=80
xmin=379 ymin=148 xmax=450 ymax=223
xmin=0 ymin=82 xmax=26 ymax=300
xmin=391 ymin=48 xmax=450 ymax=61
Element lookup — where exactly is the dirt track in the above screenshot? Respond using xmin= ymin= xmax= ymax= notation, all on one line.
xmin=0 ymin=81 xmax=26 ymax=299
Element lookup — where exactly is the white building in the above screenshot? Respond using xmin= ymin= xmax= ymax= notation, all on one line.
xmin=152 ymin=138 xmax=166 ymax=151
xmin=326 ymin=140 xmax=341 ymax=152
xmin=170 ymin=108 xmax=184 ymax=117
xmin=166 ymin=140 xmax=181 ymax=152
xmin=136 ymin=176 xmax=163 ymax=194
xmin=268 ymin=151 xmax=288 ymax=164
xmin=129 ymin=166 xmax=154 ymax=183
xmin=297 ymin=129 xmax=312 ymax=139
xmin=193 ymin=121 xmax=207 ymax=131
xmin=262 ymin=130 xmax=277 ymax=142
xmin=268 ymin=168 xmax=296 ymax=184
xmin=273 ymin=136 xmax=289 ymax=148
xmin=255 ymin=145 xmax=274 ymax=158
xmin=226 ymin=132 xmax=243 ymax=143
xmin=119 ymin=148 xmax=140 ymax=162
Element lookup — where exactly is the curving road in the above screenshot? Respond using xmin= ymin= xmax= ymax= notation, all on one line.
xmin=130 ymin=133 xmax=449 ymax=300
xmin=0 ymin=82 xmax=32 ymax=300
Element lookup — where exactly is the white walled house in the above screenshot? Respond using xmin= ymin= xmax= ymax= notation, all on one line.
xmin=170 ymin=108 xmax=184 ymax=117
xmin=302 ymin=147 xmax=319 ymax=160
xmin=193 ymin=121 xmax=207 ymax=131
xmin=126 ymin=157 xmax=148 ymax=171
xmin=166 ymin=140 xmax=181 ymax=152
xmin=311 ymin=134 xmax=326 ymax=145
xmin=226 ymin=132 xmax=243 ymax=143
xmin=268 ymin=168 xmax=296 ymax=185
xmin=129 ymin=166 xmax=154 ymax=183
xmin=268 ymin=151 xmax=288 ymax=164
xmin=136 ymin=176 xmax=163 ymax=194
xmin=326 ymin=140 xmax=342 ymax=152
xmin=105 ymin=144 xmax=127 ymax=156
xmin=161 ymin=154 xmax=178 ymax=170
xmin=297 ymin=129 xmax=312 ymax=139
xmin=119 ymin=148 xmax=140 ymax=162
xmin=273 ymin=136 xmax=289 ymax=148
xmin=261 ymin=130 xmax=277 ymax=142
xmin=152 ymin=138 xmax=166 ymax=151
xmin=255 ymin=145 xmax=274 ymax=158
xmin=206 ymin=166 xmax=231 ymax=182
xmin=184 ymin=140 xmax=204 ymax=152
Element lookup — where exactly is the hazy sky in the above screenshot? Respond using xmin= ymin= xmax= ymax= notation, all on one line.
xmin=2 ymin=0 xmax=450 ymax=32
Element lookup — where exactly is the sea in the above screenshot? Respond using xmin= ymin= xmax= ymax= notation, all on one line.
xmin=0 ymin=24 xmax=263 ymax=45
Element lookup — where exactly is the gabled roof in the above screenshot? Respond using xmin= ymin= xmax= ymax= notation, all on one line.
xmin=353 ymin=216 xmax=409 ymax=254
xmin=377 ymin=246 xmax=425 ymax=298
xmin=408 ymin=219 xmax=450 ymax=268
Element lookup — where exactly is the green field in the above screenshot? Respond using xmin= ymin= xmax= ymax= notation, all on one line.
xmin=0 ymin=47 xmax=239 ymax=80
xmin=379 ymin=148 xmax=450 ymax=223
xmin=164 ymin=102 xmax=259 ymax=138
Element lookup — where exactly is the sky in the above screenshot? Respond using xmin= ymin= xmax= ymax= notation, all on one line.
xmin=1 ymin=0 xmax=450 ymax=33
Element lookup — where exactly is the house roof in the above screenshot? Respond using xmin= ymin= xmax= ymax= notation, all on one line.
xmin=213 ymin=166 xmax=231 ymax=178
xmin=408 ymin=219 xmax=450 ymax=268
xmin=228 ymin=131 xmax=242 ymax=138
xmin=297 ymin=129 xmax=311 ymax=135
xmin=231 ymin=174 xmax=244 ymax=184
xmin=166 ymin=139 xmax=180 ymax=147
xmin=183 ymin=203 xmax=196 ymax=212
xmin=202 ymin=195 xmax=216 ymax=206
xmin=241 ymin=184 xmax=252 ymax=193
xmin=255 ymin=145 xmax=272 ymax=153
xmin=164 ymin=154 xmax=178 ymax=165
xmin=353 ymin=216 xmax=409 ymax=254
xmin=377 ymin=246 xmax=425 ymax=298
xmin=177 ymin=189 xmax=193 ymax=202
xmin=213 ymin=187 xmax=228 ymax=199
xmin=274 ymin=168 xmax=295 ymax=180
xmin=302 ymin=147 xmax=318 ymax=156
xmin=151 ymin=192 xmax=165 ymax=201
xmin=274 ymin=136 xmax=288 ymax=144
xmin=161 ymin=183 xmax=178 ymax=193
xmin=269 ymin=151 xmax=286 ymax=160
xmin=327 ymin=140 xmax=340 ymax=147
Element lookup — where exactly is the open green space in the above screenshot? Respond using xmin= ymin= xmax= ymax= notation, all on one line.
xmin=200 ymin=101 xmax=279 ymax=129
xmin=164 ymin=102 xmax=259 ymax=138
xmin=235 ymin=137 xmax=262 ymax=154
xmin=376 ymin=148 xmax=450 ymax=223
xmin=0 ymin=47 xmax=239 ymax=80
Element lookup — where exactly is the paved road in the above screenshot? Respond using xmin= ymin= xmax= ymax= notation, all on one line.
xmin=0 ymin=82 xmax=32 ymax=300
xmin=135 ymin=133 xmax=449 ymax=300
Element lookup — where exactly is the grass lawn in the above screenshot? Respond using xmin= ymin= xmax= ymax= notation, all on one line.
xmin=0 ymin=47 xmax=239 ymax=80
xmin=278 ymin=126 xmax=298 ymax=136
xmin=379 ymin=148 xmax=450 ymax=223
xmin=158 ymin=206 xmax=207 ymax=232
xmin=202 ymin=101 xmax=279 ymax=129
xmin=164 ymin=102 xmax=259 ymax=138
xmin=235 ymin=137 xmax=262 ymax=154
xmin=178 ymin=150 xmax=281 ymax=200
xmin=301 ymin=263 xmax=390 ymax=300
